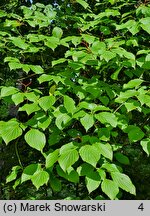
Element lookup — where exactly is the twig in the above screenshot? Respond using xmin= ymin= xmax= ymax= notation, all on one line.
xmin=15 ymin=139 xmax=23 ymax=169
xmin=114 ymin=102 xmax=125 ymax=113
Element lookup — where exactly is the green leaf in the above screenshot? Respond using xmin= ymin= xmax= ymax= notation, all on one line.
xmin=100 ymin=26 xmax=111 ymax=35
xmin=4 ymin=57 xmax=20 ymax=63
xmin=127 ymin=22 xmax=139 ymax=35
xmin=6 ymin=166 xmax=21 ymax=183
xmin=55 ymin=113 xmax=71 ymax=130
xmin=39 ymin=96 xmax=55 ymax=111
xmin=0 ymin=10 xmax=7 ymax=17
xmin=49 ymin=85 xmax=57 ymax=95
xmin=48 ymin=128 xmax=61 ymax=147
xmin=52 ymin=27 xmax=63 ymax=39
xmin=27 ymin=46 xmax=40 ymax=53
xmin=101 ymin=51 xmax=116 ymax=62
xmin=102 ymin=163 xmax=121 ymax=173
xmin=111 ymin=66 xmax=123 ymax=80
xmin=49 ymin=175 xmax=62 ymax=192
xmin=124 ymin=99 xmax=141 ymax=112
xmin=68 ymin=61 xmax=85 ymax=70
xmin=38 ymin=74 xmax=52 ymax=83
xmin=10 ymin=37 xmax=29 ymax=49
xmin=77 ymin=163 xmax=94 ymax=176
xmin=82 ymin=34 xmax=95 ymax=44
xmin=56 ymin=164 xmax=68 ymax=178
xmin=56 ymin=165 xmax=79 ymax=183
xmin=25 ymin=92 xmax=39 ymax=102
xmin=27 ymin=34 xmax=41 ymax=43
xmin=137 ymin=50 xmax=150 ymax=55
xmin=58 ymin=149 xmax=79 ymax=171
xmin=71 ymin=36 xmax=82 ymax=46
xmin=123 ymin=79 xmax=143 ymax=89
xmin=0 ymin=119 xmax=22 ymax=144
xmin=111 ymin=172 xmax=136 ymax=195
xmin=45 ymin=36 xmax=59 ymax=51
xmin=22 ymin=64 xmax=31 ymax=73
xmin=25 ymin=129 xmax=46 ymax=151
xmin=13 ymin=178 xmax=21 ymax=190
xmin=136 ymin=4 xmax=150 ymax=17
xmin=140 ymin=139 xmax=150 ymax=156
xmin=114 ymin=153 xmax=130 ymax=165
xmin=64 ymin=95 xmax=76 ymax=114
xmin=66 ymin=167 xmax=79 ymax=183
xmin=137 ymin=94 xmax=150 ymax=107
xmin=31 ymin=170 xmax=49 ymax=190
xmin=79 ymin=145 xmax=100 ymax=167
xmin=85 ymin=171 xmax=101 ymax=193
xmin=19 ymin=102 xmax=40 ymax=115
xmin=8 ymin=62 xmax=22 ymax=70
xmin=1 ymin=86 xmax=18 ymax=97
xmin=5 ymin=20 xmax=21 ymax=27
xmin=91 ymin=41 xmax=106 ymax=55
xmin=115 ymin=90 xmax=138 ymax=103
xmin=21 ymin=164 xmax=38 ymax=183
xmin=101 ymin=179 xmax=119 ymax=200
xmin=76 ymin=0 xmax=89 ymax=9
xmin=38 ymin=116 xmax=51 ymax=130
xmin=97 ymin=169 xmax=106 ymax=180
xmin=80 ymin=113 xmax=94 ymax=132
xmin=95 ymin=112 xmax=117 ymax=127
xmin=98 ymin=128 xmax=110 ymax=141
xmin=12 ymin=93 xmax=24 ymax=105
xmin=126 ymin=126 xmax=145 ymax=143
xmin=145 ymin=54 xmax=150 ymax=61
xmin=59 ymin=142 xmax=78 ymax=155
xmin=95 ymin=142 xmax=113 ymax=161
xmin=140 ymin=17 xmax=150 ymax=34
xmin=30 ymin=65 xmax=44 ymax=74
xmin=46 ymin=149 xmax=59 ymax=168
xmin=77 ymin=101 xmax=97 ymax=111
xmin=73 ymin=110 xmax=86 ymax=119
xmin=52 ymin=58 xmax=67 ymax=67
xmin=99 ymin=96 xmax=109 ymax=106
xmin=115 ymin=20 xmax=139 ymax=35
xmin=109 ymin=0 xmax=118 ymax=5
xmin=67 ymin=129 xmax=82 ymax=138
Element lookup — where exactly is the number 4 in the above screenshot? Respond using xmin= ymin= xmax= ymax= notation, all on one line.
xmin=138 ymin=203 xmax=144 ymax=211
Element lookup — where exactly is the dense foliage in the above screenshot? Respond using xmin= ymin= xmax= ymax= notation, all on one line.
xmin=0 ymin=0 xmax=150 ymax=200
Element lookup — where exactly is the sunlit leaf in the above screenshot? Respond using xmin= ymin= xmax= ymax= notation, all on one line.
xmin=25 ymin=129 xmax=46 ymax=151
xmin=0 ymin=120 xmax=22 ymax=144
xmin=80 ymin=113 xmax=94 ymax=132
xmin=95 ymin=112 xmax=117 ymax=127
xmin=31 ymin=170 xmax=49 ymax=190
xmin=39 ymin=96 xmax=55 ymax=111
xmin=111 ymin=172 xmax=136 ymax=195
xmin=58 ymin=149 xmax=79 ymax=171
xmin=1 ymin=86 xmax=18 ymax=97
xmin=6 ymin=166 xmax=21 ymax=183
xmin=64 ymin=95 xmax=76 ymax=114
xmin=76 ymin=0 xmax=89 ymax=9
xmin=21 ymin=164 xmax=39 ymax=183
xmin=95 ymin=142 xmax=113 ymax=161
xmin=79 ymin=145 xmax=100 ymax=167
xmin=140 ymin=139 xmax=150 ymax=156
xmin=101 ymin=179 xmax=119 ymax=199
xmin=123 ymin=79 xmax=143 ymax=89
xmin=85 ymin=171 xmax=101 ymax=193
xmin=52 ymin=27 xmax=63 ymax=39
xmin=46 ymin=149 xmax=59 ymax=168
